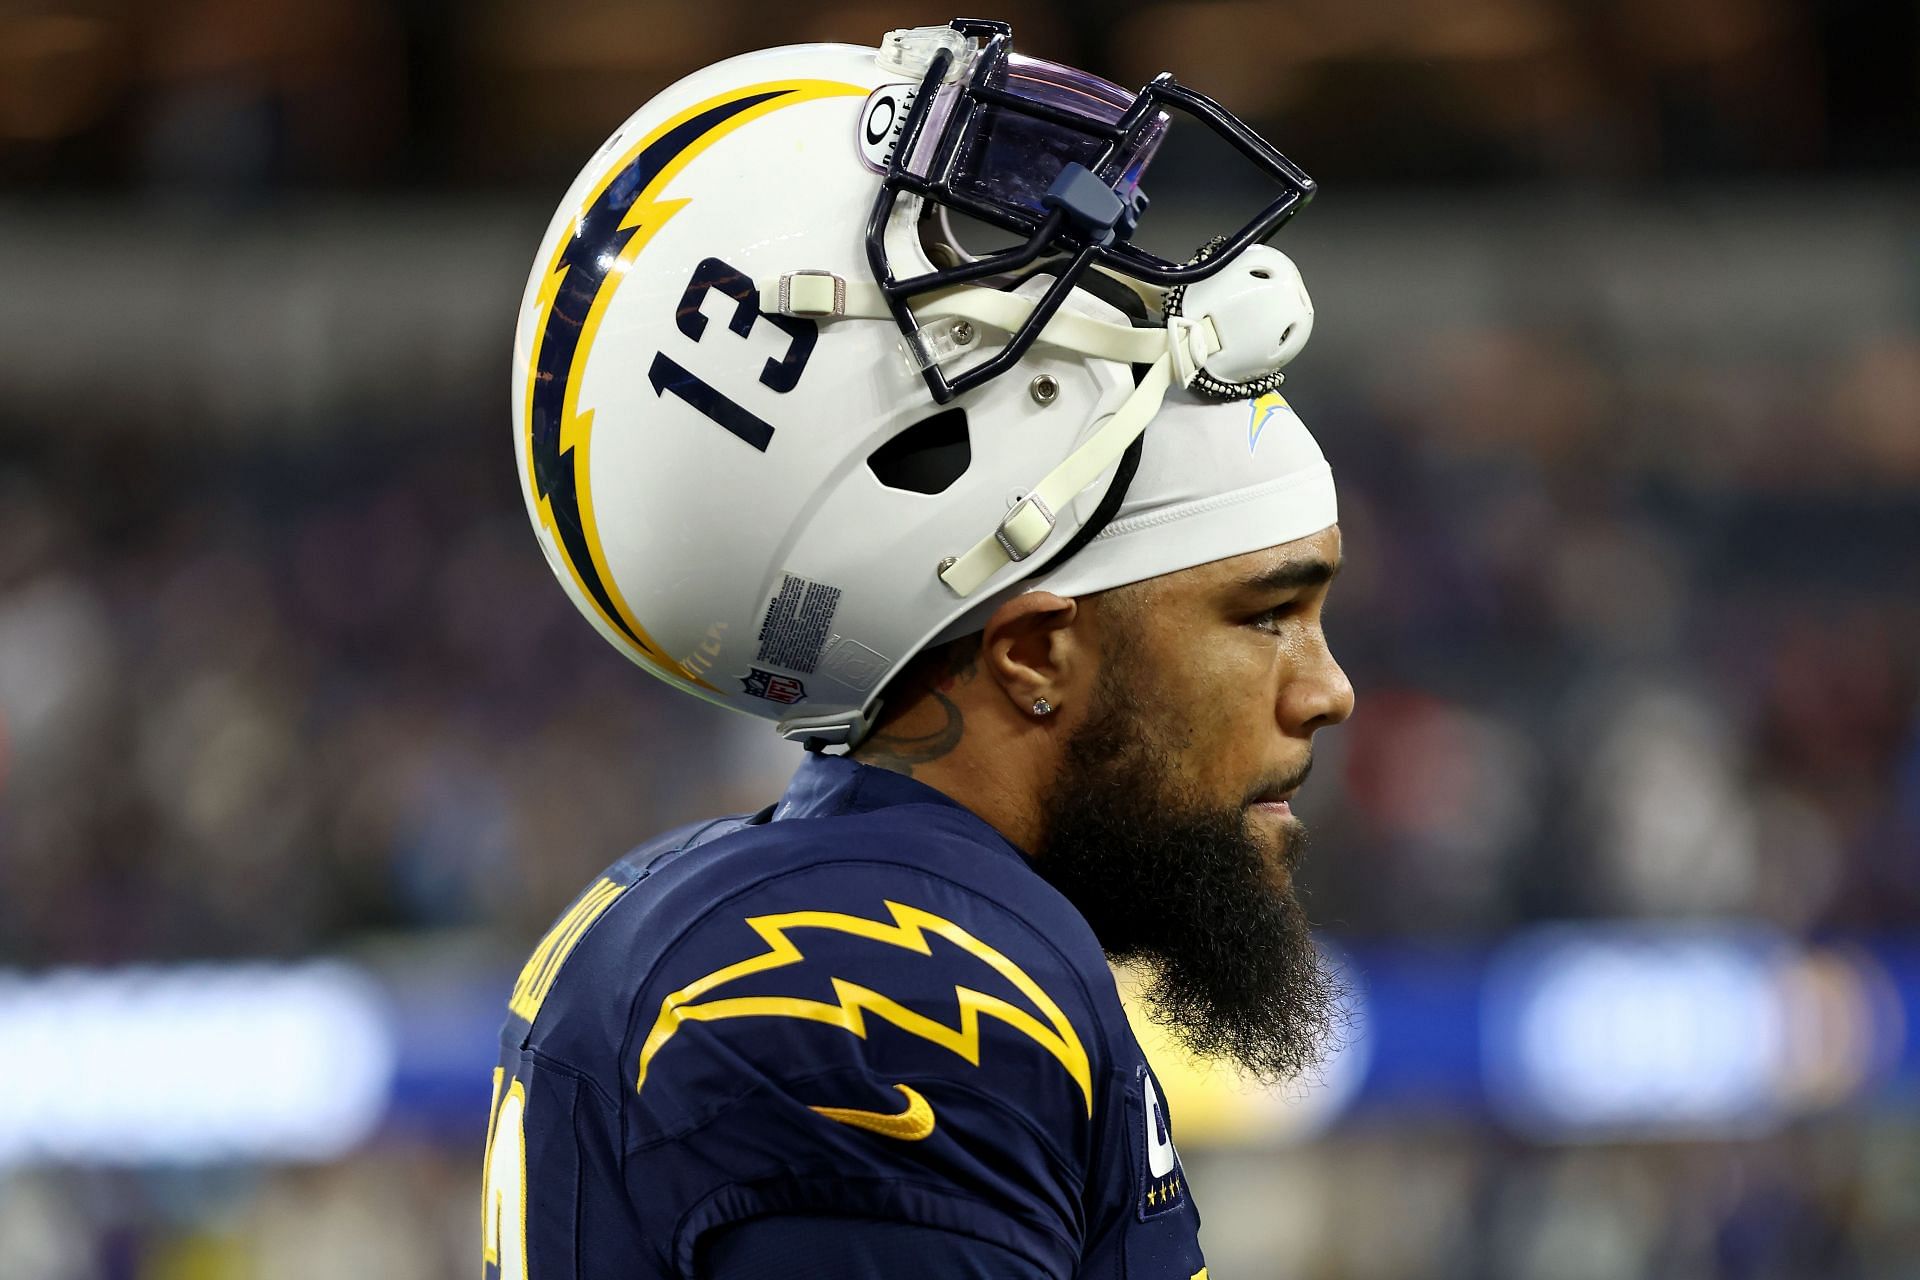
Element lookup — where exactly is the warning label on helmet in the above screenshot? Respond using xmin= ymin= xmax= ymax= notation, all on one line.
xmin=754 ymin=572 xmax=842 ymax=674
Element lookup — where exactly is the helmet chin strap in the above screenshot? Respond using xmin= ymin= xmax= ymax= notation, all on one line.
xmin=766 ymin=273 xmax=1236 ymax=597
xmin=932 ymin=347 xmax=1197 ymax=595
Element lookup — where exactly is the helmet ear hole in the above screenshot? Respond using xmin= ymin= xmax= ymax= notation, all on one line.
xmin=868 ymin=408 xmax=972 ymax=495
xmin=923 ymin=203 xmax=1036 ymax=265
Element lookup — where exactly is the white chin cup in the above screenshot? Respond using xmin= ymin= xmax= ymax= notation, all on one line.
xmin=1175 ymin=244 xmax=1314 ymax=385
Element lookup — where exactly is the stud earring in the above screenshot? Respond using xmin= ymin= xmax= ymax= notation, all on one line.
xmin=1031 ymin=697 xmax=1054 ymax=717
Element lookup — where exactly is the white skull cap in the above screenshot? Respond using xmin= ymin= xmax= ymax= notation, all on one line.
xmin=938 ymin=385 xmax=1338 ymax=639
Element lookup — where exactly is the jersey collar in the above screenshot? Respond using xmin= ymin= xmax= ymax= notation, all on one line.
xmin=777 ymin=753 xmax=1027 ymax=856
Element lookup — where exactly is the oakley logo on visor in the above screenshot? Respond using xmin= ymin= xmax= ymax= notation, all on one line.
xmin=859 ymin=83 xmax=921 ymax=171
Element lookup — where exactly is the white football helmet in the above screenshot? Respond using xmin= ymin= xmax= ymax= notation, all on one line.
xmin=512 ymin=18 xmax=1322 ymax=745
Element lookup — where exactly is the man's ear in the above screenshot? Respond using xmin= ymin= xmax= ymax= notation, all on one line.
xmin=978 ymin=592 xmax=1089 ymax=719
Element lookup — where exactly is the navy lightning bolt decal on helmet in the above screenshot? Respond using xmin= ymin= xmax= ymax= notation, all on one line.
xmin=516 ymin=80 xmax=866 ymax=697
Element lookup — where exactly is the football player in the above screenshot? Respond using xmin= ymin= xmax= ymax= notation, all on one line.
xmin=489 ymin=18 xmax=1352 ymax=1278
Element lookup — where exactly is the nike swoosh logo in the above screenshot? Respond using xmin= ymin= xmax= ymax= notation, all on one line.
xmin=810 ymin=1084 xmax=936 ymax=1141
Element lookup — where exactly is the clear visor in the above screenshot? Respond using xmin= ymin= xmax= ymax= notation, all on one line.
xmin=859 ymin=22 xmax=1316 ymax=407
xmin=864 ymin=53 xmax=1170 ymax=220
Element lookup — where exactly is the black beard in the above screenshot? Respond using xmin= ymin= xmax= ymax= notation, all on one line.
xmin=1032 ymin=665 xmax=1343 ymax=1084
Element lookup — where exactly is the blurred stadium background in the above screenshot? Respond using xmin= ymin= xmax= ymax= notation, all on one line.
xmin=2 ymin=0 xmax=1918 ymax=1276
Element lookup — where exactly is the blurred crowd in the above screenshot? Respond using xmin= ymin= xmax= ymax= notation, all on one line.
xmin=2 ymin=315 xmax=1914 ymax=964
xmin=1301 ymin=321 xmax=1920 ymax=939
xmin=0 ymin=436 xmax=800 ymax=963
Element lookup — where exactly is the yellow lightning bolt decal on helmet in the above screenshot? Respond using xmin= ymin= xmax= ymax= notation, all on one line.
xmin=1248 ymin=390 xmax=1291 ymax=454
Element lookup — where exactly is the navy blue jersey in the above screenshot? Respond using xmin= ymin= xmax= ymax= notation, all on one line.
xmin=483 ymin=754 xmax=1206 ymax=1279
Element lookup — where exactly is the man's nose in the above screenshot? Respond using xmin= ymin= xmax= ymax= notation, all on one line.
xmin=1286 ymin=635 xmax=1354 ymax=734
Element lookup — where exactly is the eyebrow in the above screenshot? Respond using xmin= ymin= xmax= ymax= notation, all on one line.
xmin=1236 ymin=556 xmax=1343 ymax=593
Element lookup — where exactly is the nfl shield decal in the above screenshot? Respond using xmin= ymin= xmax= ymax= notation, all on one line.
xmin=742 ymin=667 xmax=807 ymax=704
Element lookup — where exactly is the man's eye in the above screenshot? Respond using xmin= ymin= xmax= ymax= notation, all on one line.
xmin=1253 ymin=601 xmax=1299 ymax=630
